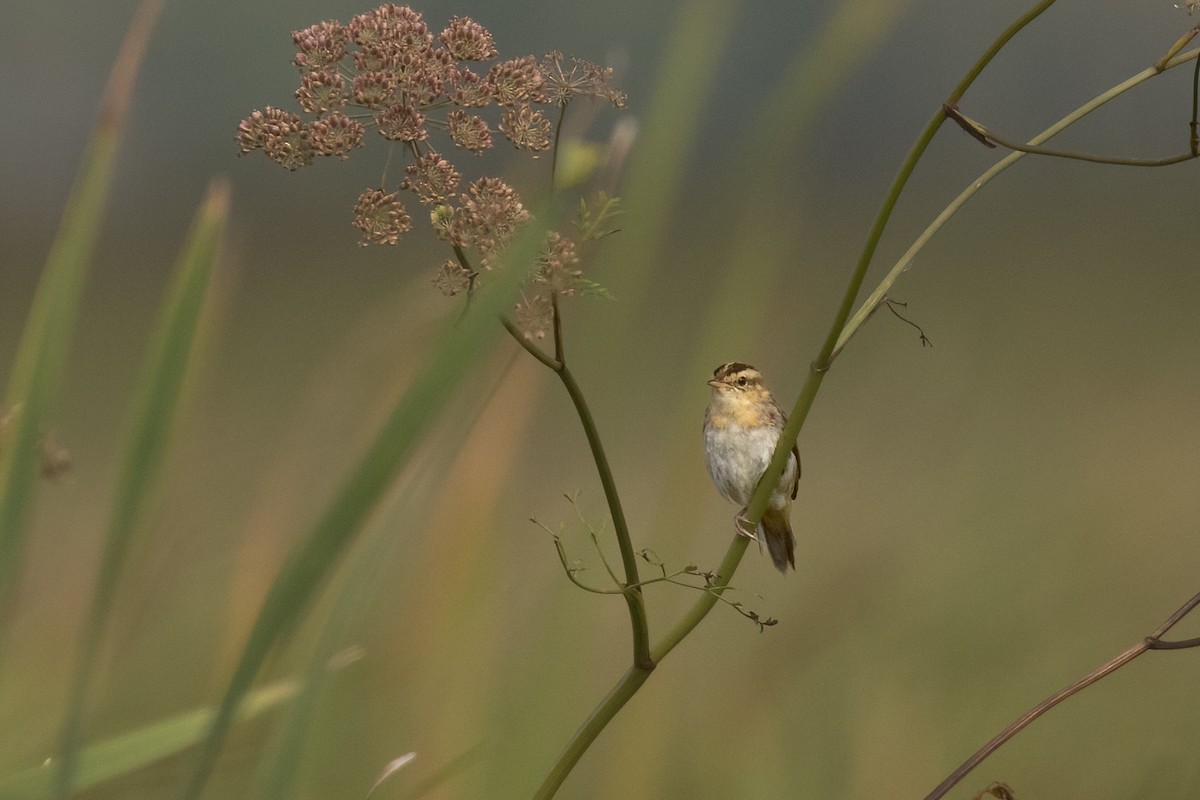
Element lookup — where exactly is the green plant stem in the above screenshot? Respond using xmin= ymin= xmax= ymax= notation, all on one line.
xmin=532 ymin=666 xmax=653 ymax=800
xmin=503 ymin=319 xmax=652 ymax=669
xmin=812 ymin=0 xmax=1060 ymax=370
xmin=651 ymin=536 xmax=751 ymax=659
xmin=1193 ymin=54 xmax=1200 ymax=155
xmin=557 ymin=365 xmax=652 ymax=667
xmin=747 ymin=0 xmax=1063 ymax=522
xmin=550 ymin=105 xmax=567 ymax=191
xmin=833 ymin=45 xmax=1200 ymax=359
xmin=529 ymin=2 xmax=1062 ymax=795
xmin=742 ymin=0 xmax=1062 ymax=589
xmin=1154 ymin=25 xmax=1199 ymax=72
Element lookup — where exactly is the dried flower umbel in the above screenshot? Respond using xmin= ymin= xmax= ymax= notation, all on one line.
xmin=238 ymin=3 xmax=627 ymax=334
xmin=353 ymin=188 xmax=411 ymax=245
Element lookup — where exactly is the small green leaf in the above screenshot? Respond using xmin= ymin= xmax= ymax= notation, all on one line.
xmin=574 ymin=279 xmax=616 ymax=301
xmin=574 ymin=192 xmax=625 ymax=243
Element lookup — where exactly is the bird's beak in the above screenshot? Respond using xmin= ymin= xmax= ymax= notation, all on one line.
xmin=706 ymin=379 xmax=721 ymax=388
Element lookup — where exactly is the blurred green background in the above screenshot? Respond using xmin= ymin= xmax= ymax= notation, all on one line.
xmin=3 ymin=0 xmax=1200 ymax=798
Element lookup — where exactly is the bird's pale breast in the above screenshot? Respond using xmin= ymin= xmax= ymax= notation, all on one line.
xmin=704 ymin=422 xmax=796 ymax=509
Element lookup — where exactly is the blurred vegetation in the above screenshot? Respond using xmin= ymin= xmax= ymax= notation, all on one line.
xmin=2 ymin=1 xmax=1199 ymax=799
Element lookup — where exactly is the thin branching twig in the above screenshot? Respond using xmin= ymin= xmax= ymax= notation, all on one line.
xmin=944 ymin=103 xmax=1200 ymax=166
xmin=536 ymin=506 xmax=778 ymax=631
xmin=925 ymin=591 xmax=1200 ymax=800
xmin=501 ymin=316 xmax=653 ymax=671
xmin=833 ymin=44 xmax=1200 ymax=361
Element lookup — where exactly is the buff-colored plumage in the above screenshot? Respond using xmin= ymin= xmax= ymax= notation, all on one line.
xmin=703 ymin=362 xmax=799 ymax=573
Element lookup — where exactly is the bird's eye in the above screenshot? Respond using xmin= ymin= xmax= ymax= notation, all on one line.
xmin=736 ymin=376 xmax=747 ymax=387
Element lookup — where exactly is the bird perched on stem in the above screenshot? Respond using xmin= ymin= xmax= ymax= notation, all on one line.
xmin=702 ymin=362 xmax=799 ymax=573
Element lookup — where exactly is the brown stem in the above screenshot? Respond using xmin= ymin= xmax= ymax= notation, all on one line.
xmin=946 ymin=104 xmax=1199 ymax=167
xmin=551 ymin=294 xmax=564 ymax=366
xmin=925 ymin=590 xmax=1200 ymax=800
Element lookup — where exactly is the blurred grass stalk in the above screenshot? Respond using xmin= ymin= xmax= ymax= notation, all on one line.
xmin=0 ymin=0 xmax=167 ymax=641
xmin=177 ymin=212 xmax=551 ymax=800
xmin=248 ymin=347 xmax=529 ymax=800
xmin=0 ymin=679 xmax=296 ymax=798
xmin=53 ymin=178 xmax=230 ymax=798
xmin=597 ymin=0 xmax=743 ymax=310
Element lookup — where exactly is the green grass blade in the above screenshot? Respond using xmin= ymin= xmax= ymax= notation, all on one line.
xmin=599 ymin=0 xmax=744 ymax=308
xmin=54 ymin=178 xmax=231 ymax=799
xmin=252 ymin=348 xmax=517 ymax=800
xmin=0 ymin=679 xmax=296 ymax=799
xmin=177 ymin=218 xmax=548 ymax=800
xmin=0 ymin=0 xmax=167 ymax=632
xmin=250 ymin=501 xmax=405 ymax=800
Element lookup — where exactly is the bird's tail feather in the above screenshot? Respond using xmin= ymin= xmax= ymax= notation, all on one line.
xmin=760 ymin=508 xmax=795 ymax=573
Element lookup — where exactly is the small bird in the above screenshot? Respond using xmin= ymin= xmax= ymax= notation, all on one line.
xmin=702 ymin=362 xmax=799 ymax=573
